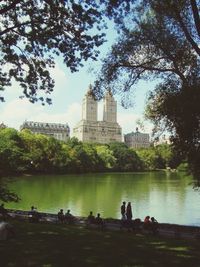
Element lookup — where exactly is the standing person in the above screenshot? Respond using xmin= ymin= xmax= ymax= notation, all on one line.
xmin=120 ymin=201 xmax=126 ymax=219
xmin=87 ymin=211 xmax=95 ymax=224
xmin=65 ymin=209 xmax=75 ymax=224
xmin=126 ymin=202 xmax=133 ymax=221
xmin=57 ymin=209 xmax=65 ymax=223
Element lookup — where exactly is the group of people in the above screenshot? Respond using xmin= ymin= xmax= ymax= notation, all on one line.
xmin=120 ymin=201 xmax=158 ymax=233
xmin=57 ymin=209 xmax=76 ymax=224
xmin=121 ymin=201 xmax=133 ymax=221
xmin=57 ymin=209 xmax=105 ymax=228
xmin=143 ymin=215 xmax=158 ymax=233
xmin=87 ymin=211 xmax=105 ymax=228
xmin=1 ymin=202 xmax=158 ymax=234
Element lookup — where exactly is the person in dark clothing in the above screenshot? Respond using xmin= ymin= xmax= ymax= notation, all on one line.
xmin=65 ymin=209 xmax=75 ymax=224
xmin=120 ymin=201 xmax=126 ymax=218
xmin=57 ymin=209 xmax=65 ymax=223
xmin=151 ymin=217 xmax=159 ymax=234
xmin=87 ymin=211 xmax=95 ymax=224
xmin=95 ymin=213 xmax=105 ymax=229
xmin=95 ymin=213 xmax=103 ymax=224
xmin=126 ymin=202 xmax=133 ymax=221
xmin=120 ymin=213 xmax=128 ymax=229
xmin=28 ymin=206 xmax=40 ymax=223
xmin=143 ymin=215 xmax=151 ymax=231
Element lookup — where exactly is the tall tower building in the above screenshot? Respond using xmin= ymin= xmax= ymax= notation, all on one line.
xmin=103 ymin=91 xmax=117 ymax=123
xmin=73 ymin=87 xmax=122 ymax=144
xmin=82 ymin=85 xmax=97 ymax=121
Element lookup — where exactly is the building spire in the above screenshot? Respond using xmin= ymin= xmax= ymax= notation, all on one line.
xmin=105 ymin=88 xmax=113 ymax=98
xmin=89 ymin=83 xmax=92 ymax=91
xmin=86 ymin=84 xmax=96 ymax=99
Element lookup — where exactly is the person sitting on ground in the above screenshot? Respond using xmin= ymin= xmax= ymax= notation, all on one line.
xmin=29 ymin=206 xmax=36 ymax=215
xmin=151 ymin=217 xmax=158 ymax=223
xmin=143 ymin=215 xmax=151 ymax=230
xmin=87 ymin=211 xmax=95 ymax=225
xmin=144 ymin=215 xmax=150 ymax=224
xmin=57 ymin=209 xmax=65 ymax=223
xmin=95 ymin=213 xmax=105 ymax=229
xmin=65 ymin=209 xmax=75 ymax=224
xmin=151 ymin=217 xmax=159 ymax=234
xmin=28 ymin=206 xmax=40 ymax=223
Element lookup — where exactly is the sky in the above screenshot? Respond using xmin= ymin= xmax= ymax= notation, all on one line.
xmin=0 ymin=25 xmax=156 ymax=137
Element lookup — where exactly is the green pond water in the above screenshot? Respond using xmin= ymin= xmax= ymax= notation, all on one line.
xmin=5 ymin=171 xmax=200 ymax=226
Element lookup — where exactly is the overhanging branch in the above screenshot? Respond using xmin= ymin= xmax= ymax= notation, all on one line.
xmin=174 ymin=6 xmax=200 ymax=57
xmin=0 ymin=0 xmax=21 ymax=15
xmin=0 ymin=21 xmax=31 ymax=36
xmin=190 ymin=0 xmax=200 ymax=37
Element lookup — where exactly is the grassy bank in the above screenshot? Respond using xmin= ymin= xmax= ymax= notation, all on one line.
xmin=1 ymin=219 xmax=200 ymax=267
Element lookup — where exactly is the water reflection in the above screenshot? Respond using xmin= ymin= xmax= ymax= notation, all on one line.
xmin=6 ymin=171 xmax=200 ymax=226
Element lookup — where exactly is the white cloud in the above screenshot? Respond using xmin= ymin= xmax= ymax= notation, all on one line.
xmin=118 ymin=111 xmax=153 ymax=135
xmin=49 ymin=63 xmax=66 ymax=81
xmin=0 ymin=94 xmax=81 ymax=131
xmin=118 ymin=112 xmax=141 ymax=134
xmin=0 ymin=98 xmax=43 ymax=129
xmin=1 ymin=62 xmax=68 ymax=103
xmin=31 ymin=102 xmax=81 ymax=130
xmin=49 ymin=63 xmax=69 ymax=97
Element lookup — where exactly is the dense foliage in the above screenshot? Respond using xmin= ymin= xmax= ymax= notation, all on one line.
xmin=0 ymin=0 xmax=106 ymax=104
xmin=0 ymin=128 xmax=141 ymax=176
xmin=0 ymin=128 xmax=181 ymax=177
xmin=93 ymin=0 xmax=200 ymax=179
xmin=0 ymin=0 xmax=132 ymax=104
xmin=146 ymin=82 xmax=200 ymax=179
xmin=136 ymin=144 xmax=182 ymax=171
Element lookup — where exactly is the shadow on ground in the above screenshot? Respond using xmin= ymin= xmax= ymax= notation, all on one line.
xmin=0 ymin=220 xmax=200 ymax=267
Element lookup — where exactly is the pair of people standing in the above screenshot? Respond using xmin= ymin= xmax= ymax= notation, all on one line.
xmin=121 ymin=201 xmax=132 ymax=221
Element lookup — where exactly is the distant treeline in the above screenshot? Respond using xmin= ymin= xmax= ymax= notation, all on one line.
xmin=0 ymin=128 xmax=184 ymax=176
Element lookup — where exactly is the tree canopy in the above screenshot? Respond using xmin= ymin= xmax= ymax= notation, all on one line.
xmin=0 ymin=0 xmax=134 ymax=104
xmin=94 ymin=0 xmax=200 ymax=96
xmin=93 ymin=0 xmax=200 ymax=179
xmin=1 ymin=0 xmax=200 ymax=201
xmin=0 ymin=0 xmax=107 ymax=104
